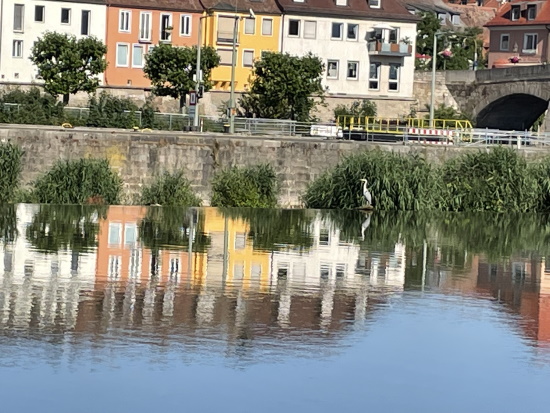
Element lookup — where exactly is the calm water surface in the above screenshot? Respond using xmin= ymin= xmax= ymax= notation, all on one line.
xmin=0 ymin=204 xmax=550 ymax=412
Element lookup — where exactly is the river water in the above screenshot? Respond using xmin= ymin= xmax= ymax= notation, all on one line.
xmin=0 ymin=204 xmax=550 ymax=412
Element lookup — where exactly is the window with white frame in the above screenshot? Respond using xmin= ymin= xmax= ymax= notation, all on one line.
xmin=12 ymin=40 xmax=23 ymax=57
xmin=243 ymin=50 xmax=254 ymax=67
xmin=217 ymin=49 xmax=233 ymax=65
xmin=180 ymin=14 xmax=191 ymax=36
xmin=160 ymin=14 xmax=172 ymax=41
xmin=125 ymin=223 xmax=137 ymax=245
xmin=244 ymin=17 xmax=255 ymax=34
xmin=336 ymin=0 xmax=347 ymax=5
xmin=304 ymin=20 xmax=316 ymax=39
xmin=217 ymin=16 xmax=235 ymax=43
xmin=61 ymin=8 xmax=71 ymax=24
xmin=81 ymin=10 xmax=91 ymax=35
xmin=119 ymin=10 xmax=130 ymax=32
xmin=35 ymin=5 xmax=44 ymax=23
xmin=347 ymin=61 xmax=358 ymax=80
xmin=139 ymin=12 xmax=152 ymax=41
xmin=511 ymin=5 xmax=520 ymax=21
xmin=14 ymin=4 xmax=24 ymax=32
xmin=389 ymin=28 xmax=398 ymax=43
xmin=331 ymin=22 xmax=343 ymax=39
xmin=389 ymin=63 xmax=400 ymax=91
xmin=235 ymin=233 xmax=246 ymax=249
xmin=288 ymin=19 xmax=300 ymax=36
xmin=369 ymin=62 xmax=380 ymax=90
xmin=347 ymin=23 xmax=358 ymax=40
xmin=369 ymin=0 xmax=380 ymax=8
xmin=108 ymin=255 xmax=121 ymax=280
xmin=527 ymin=4 xmax=537 ymax=20
xmin=523 ymin=33 xmax=538 ymax=53
xmin=500 ymin=34 xmax=509 ymax=51
xmin=108 ymin=222 xmax=122 ymax=244
xmin=132 ymin=44 xmax=145 ymax=68
xmin=451 ymin=14 xmax=461 ymax=25
xmin=116 ymin=44 xmax=129 ymax=67
xmin=262 ymin=18 xmax=273 ymax=36
xmin=327 ymin=60 xmax=339 ymax=79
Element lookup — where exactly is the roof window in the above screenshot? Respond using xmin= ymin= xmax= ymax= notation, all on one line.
xmin=527 ymin=4 xmax=536 ymax=20
xmin=511 ymin=5 xmax=520 ymax=21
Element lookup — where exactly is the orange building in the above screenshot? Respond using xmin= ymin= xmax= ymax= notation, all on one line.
xmin=105 ymin=0 xmax=203 ymax=87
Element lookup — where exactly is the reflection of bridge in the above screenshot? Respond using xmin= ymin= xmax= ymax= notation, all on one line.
xmin=416 ymin=65 xmax=550 ymax=131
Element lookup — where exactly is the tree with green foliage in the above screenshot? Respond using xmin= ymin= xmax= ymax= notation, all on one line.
xmin=416 ymin=11 xmax=441 ymax=66
xmin=0 ymin=142 xmax=23 ymax=203
xmin=29 ymin=32 xmax=107 ymax=104
xmin=144 ymin=44 xmax=220 ymax=111
xmin=140 ymin=171 xmax=202 ymax=206
xmin=31 ymin=158 xmax=122 ymax=204
xmin=333 ymin=99 xmax=377 ymax=120
xmin=211 ymin=164 xmax=278 ymax=208
xmin=239 ymin=52 xmax=325 ymax=121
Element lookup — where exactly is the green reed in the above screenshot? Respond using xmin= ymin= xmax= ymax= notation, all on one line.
xmin=0 ymin=142 xmax=23 ymax=203
xmin=140 ymin=171 xmax=202 ymax=206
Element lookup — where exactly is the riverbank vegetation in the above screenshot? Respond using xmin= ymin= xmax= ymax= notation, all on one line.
xmin=140 ymin=171 xmax=202 ymax=206
xmin=0 ymin=142 xmax=23 ymax=203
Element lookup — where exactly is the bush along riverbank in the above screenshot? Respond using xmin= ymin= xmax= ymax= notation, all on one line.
xmin=3 ymin=142 xmax=550 ymax=212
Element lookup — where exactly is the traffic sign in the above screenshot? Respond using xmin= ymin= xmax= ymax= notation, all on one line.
xmin=189 ymin=91 xmax=197 ymax=106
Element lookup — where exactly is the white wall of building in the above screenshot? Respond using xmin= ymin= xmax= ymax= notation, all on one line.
xmin=281 ymin=15 xmax=417 ymax=99
xmin=0 ymin=0 xmax=107 ymax=83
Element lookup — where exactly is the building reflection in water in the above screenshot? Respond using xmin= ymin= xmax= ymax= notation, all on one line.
xmin=0 ymin=204 xmax=549 ymax=351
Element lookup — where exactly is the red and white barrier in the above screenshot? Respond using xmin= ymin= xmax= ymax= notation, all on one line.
xmin=407 ymin=128 xmax=455 ymax=137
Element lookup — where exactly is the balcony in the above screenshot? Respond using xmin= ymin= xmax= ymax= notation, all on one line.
xmin=368 ymin=41 xmax=412 ymax=57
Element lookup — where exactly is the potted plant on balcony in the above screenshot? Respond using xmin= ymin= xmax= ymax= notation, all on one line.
xmin=509 ymin=56 xmax=520 ymax=64
xmin=399 ymin=37 xmax=412 ymax=54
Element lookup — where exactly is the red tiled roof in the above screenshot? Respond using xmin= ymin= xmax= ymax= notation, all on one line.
xmin=277 ymin=0 xmax=419 ymax=22
xmin=200 ymin=0 xmax=282 ymax=14
xmin=485 ymin=0 xmax=550 ymax=26
xmin=107 ymin=0 xmax=203 ymax=12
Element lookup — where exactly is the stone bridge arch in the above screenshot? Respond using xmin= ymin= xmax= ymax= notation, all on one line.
xmin=471 ymin=81 xmax=550 ymax=130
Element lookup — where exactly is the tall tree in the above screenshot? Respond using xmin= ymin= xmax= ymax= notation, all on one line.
xmin=239 ymin=52 xmax=325 ymax=122
xmin=144 ymin=44 xmax=220 ymax=111
xmin=30 ymin=32 xmax=107 ymax=104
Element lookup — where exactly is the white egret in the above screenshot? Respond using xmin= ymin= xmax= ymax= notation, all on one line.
xmin=359 ymin=178 xmax=372 ymax=207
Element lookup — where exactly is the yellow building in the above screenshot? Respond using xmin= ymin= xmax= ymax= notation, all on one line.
xmin=200 ymin=0 xmax=282 ymax=92
xmin=202 ymin=208 xmax=271 ymax=291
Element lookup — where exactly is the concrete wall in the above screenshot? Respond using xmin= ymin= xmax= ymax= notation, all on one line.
xmin=2 ymin=125 xmax=549 ymax=208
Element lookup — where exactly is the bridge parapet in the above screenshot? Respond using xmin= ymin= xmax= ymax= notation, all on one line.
xmin=475 ymin=64 xmax=550 ymax=83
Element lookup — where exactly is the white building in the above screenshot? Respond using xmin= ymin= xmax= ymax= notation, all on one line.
xmin=278 ymin=0 xmax=418 ymax=100
xmin=0 ymin=0 xmax=107 ymax=83
xmin=0 ymin=204 xmax=97 ymax=330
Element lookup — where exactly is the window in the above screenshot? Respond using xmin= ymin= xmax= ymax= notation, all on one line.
xmin=81 ymin=10 xmax=91 ymax=35
xmin=347 ymin=23 xmax=358 ymax=40
xmin=108 ymin=222 xmax=122 ymax=244
xmin=331 ymin=22 xmax=343 ymax=39
xmin=369 ymin=0 xmax=380 ymax=8
xmin=61 ymin=8 xmax=71 ymax=24
xmin=243 ymin=50 xmax=254 ymax=67
xmin=160 ymin=14 xmax=172 ymax=41
xmin=125 ymin=224 xmax=137 ymax=245
xmin=218 ymin=49 xmax=233 ymax=65
xmin=119 ymin=10 xmax=130 ymax=32
xmin=140 ymin=12 xmax=152 ymax=41
xmin=217 ymin=16 xmax=235 ymax=43
xmin=180 ymin=14 xmax=191 ymax=36
xmin=511 ymin=5 xmax=520 ymax=21
xmin=438 ymin=13 xmax=446 ymax=23
xmin=389 ymin=28 xmax=398 ymax=43
xmin=319 ymin=229 xmax=329 ymax=245
xmin=14 ymin=4 xmax=24 ymax=31
xmin=523 ymin=33 xmax=538 ymax=53
xmin=451 ymin=14 xmax=461 ymax=25
xmin=108 ymin=256 xmax=121 ymax=280
xmin=12 ymin=40 xmax=23 ymax=57
xmin=527 ymin=5 xmax=536 ymax=20
xmin=327 ymin=60 xmax=339 ymax=79
xmin=304 ymin=21 xmax=316 ymax=39
xmin=244 ymin=18 xmax=255 ymax=34
xmin=235 ymin=233 xmax=246 ymax=249
xmin=389 ymin=63 xmax=400 ymax=91
xmin=35 ymin=5 xmax=44 ymax=23
xmin=500 ymin=34 xmax=510 ymax=51
xmin=369 ymin=62 xmax=380 ymax=90
xmin=336 ymin=0 xmax=347 ymax=5
xmin=288 ymin=19 xmax=300 ymax=36
xmin=132 ymin=44 xmax=145 ymax=68
xmin=347 ymin=61 xmax=358 ymax=80
xmin=116 ymin=43 xmax=129 ymax=67
xmin=262 ymin=18 xmax=273 ymax=36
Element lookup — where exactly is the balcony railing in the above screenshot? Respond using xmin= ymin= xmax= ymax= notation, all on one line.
xmin=368 ymin=41 xmax=412 ymax=57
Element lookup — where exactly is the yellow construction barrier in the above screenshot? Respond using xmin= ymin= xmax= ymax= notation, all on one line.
xmin=337 ymin=116 xmax=473 ymax=136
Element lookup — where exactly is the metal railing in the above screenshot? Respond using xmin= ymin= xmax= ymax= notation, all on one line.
xmin=337 ymin=116 xmax=473 ymax=134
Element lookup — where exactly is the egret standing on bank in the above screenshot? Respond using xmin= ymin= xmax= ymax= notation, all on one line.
xmin=360 ymin=178 xmax=372 ymax=207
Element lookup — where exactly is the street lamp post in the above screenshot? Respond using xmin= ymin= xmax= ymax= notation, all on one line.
xmin=429 ymin=32 xmax=438 ymax=128
xmin=194 ymin=14 xmax=210 ymax=131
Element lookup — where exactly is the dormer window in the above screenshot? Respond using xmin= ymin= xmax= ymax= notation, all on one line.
xmin=527 ymin=4 xmax=536 ymax=20
xmin=369 ymin=0 xmax=381 ymax=8
xmin=511 ymin=5 xmax=520 ymax=21
xmin=336 ymin=0 xmax=347 ymax=6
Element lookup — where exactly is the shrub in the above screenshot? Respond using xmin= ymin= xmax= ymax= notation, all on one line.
xmin=32 ymin=158 xmax=122 ymax=204
xmin=441 ymin=147 xmax=539 ymax=212
xmin=333 ymin=99 xmax=377 ymax=120
xmin=140 ymin=171 xmax=202 ymax=206
xmin=303 ymin=150 xmax=442 ymax=210
xmin=0 ymin=88 xmax=65 ymax=125
xmin=211 ymin=164 xmax=278 ymax=208
xmin=0 ymin=142 xmax=23 ymax=203
xmin=86 ymin=93 xmax=140 ymax=129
